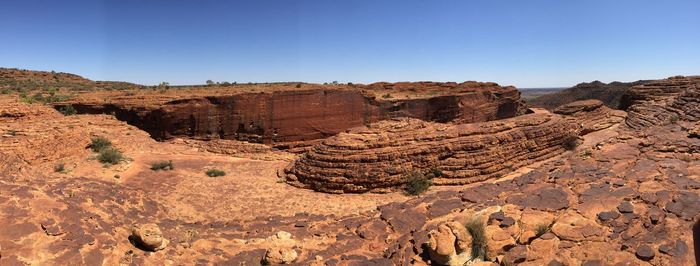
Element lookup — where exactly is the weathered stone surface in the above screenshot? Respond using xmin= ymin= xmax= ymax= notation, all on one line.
xmin=597 ymin=211 xmax=620 ymax=222
xmin=617 ymin=201 xmax=634 ymax=213
xmin=426 ymin=222 xmax=472 ymax=266
xmin=506 ymin=186 xmax=570 ymax=211
xmin=551 ymin=211 xmax=605 ymax=242
xmin=554 ymin=99 xmax=627 ymax=134
xmin=690 ymin=123 xmax=700 ymax=138
xmin=286 ymin=112 xmax=581 ymax=193
xmin=263 ymin=247 xmax=298 ymax=264
xmin=620 ymin=76 xmax=700 ymax=129
xmin=130 ymin=223 xmax=168 ymax=251
xmin=635 ymin=245 xmax=655 ymax=261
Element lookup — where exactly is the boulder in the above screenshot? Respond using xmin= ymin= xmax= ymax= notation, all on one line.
xmin=263 ymin=247 xmax=298 ymax=265
xmin=426 ymin=222 xmax=472 ymax=266
xmin=130 ymin=223 xmax=168 ymax=251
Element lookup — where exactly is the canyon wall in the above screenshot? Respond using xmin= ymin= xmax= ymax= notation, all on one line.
xmin=61 ymin=83 xmax=527 ymax=149
xmin=620 ymin=76 xmax=700 ymax=129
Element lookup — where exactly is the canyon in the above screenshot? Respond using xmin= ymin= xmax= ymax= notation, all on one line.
xmin=0 ymin=69 xmax=698 ymax=265
xmin=56 ymin=81 xmax=527 ymax=151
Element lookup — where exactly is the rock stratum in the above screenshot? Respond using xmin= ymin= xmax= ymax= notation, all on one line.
xmin=285 ymin=111 xmax=581 ymax=193
xmin=56 ymin=82 xmax=527 ymax=150
xmin=284 ymin=99 xmax=631 ymax=193
xmin=621 ymin=76 xmax=700 ymax=129
xmin=553 ymin=99 xmax=627 ymax=134
xmin=527 ymin=80 xmax=651 ymax=110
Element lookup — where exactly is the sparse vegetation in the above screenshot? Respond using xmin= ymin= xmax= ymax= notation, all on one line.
xmin=382 ymin=93 xmax=393 ymax=99
xmin=465 ymin=216 xmax=488 ymax=261
xmin=98 ymin=147 xmax=124 ymax=165
xmin=54 ymin=163 xmax=65 ymax=173
xmin=563 ymin=136 xmax=580 ymax=151
xmin=151 ymin=160 xmax=174 ymax=171
xmin=295 ymin=83 xmax=302 ymax=88
xmin=429 ymin=166 xmax=443 ymax=177
xmin=403 ymin=170 xmax=432 ymax=196
xmin=5 ymin=129 xmax=16 ymax=136
xmin=205 ymin=169 xmax=226 ymax=177
xmin=534 ymin=223 xmax=550 ymax=238
xmin=59 ymin=105 xmax=77 ymax=116
xmin=89 ymin=136 xmax=112 ymax=152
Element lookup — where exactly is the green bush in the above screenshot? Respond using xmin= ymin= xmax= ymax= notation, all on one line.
xmin=403 ymin=170 xmax=432 ymax=196
xmin=98 ymin=147 xmax=124 ymax=165
xmin=89 ymin=136 xmax=112 ymax=152
xmin=59 ymin=105 xmax=77 ymax=116
xmin=382 ymin=93 xmax=393 ymax=99
xmin=151 ymin=160 xmax=174 ymax=171
xmin=205 ymin=169 xmax=226 ymax=177
xmin=466 ymin=216 xmax=488 ymax=261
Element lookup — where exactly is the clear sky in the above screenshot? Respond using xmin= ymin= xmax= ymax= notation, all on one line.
xmin=1 ymin=1 xmax=699 ymax=87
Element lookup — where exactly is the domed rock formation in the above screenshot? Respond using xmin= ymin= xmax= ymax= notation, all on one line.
xmin=620 ymin=76 xmax=700 ymax=129
xmin=553 ymin=99 xmax=627 ymax=134
xmin=284 ymin=112 xmax=581 ymax=193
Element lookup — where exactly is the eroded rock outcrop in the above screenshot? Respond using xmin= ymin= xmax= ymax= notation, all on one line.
xmin=553 ymin=99 xmax=627 ymax=134
xmin=57 ymin=82 xmax=527 ymax=150
xmin=285 ymin=112 xmax=581 ymax=193
xmin=130 ymin=223 xmax=168 ymax=251
xmin=620 ymin=76 xmax=700 ymax=129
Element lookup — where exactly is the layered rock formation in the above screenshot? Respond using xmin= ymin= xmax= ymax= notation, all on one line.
xmin=527 ymin=80 xmax=651 ymax=110
xmin=553 ymin=99 xmax=627 ymax=134
xmin=285 ymin=112 xmax=581 ymax=193
xmin=620 ymin=76 xmax=700 ymax=129
xmin=56 ymin=82 xmax=527 ymax=149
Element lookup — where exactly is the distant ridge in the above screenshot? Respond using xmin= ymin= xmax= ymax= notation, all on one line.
xmin=526 ymin=80 xmax=652 ymax=110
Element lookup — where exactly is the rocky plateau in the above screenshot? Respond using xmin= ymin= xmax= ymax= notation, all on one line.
xmin=0 ymin=69 xmax=698 ymax=265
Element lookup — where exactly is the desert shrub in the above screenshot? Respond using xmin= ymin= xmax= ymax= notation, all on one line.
xmin=404 ymin=170 xmax=432 ymax=196
xmin=89 ymin=136 xmax=112 ymax=152
xmin=205 ymin=169 xmax=226 ymax=177
xmin=59 ymin=105 xmax=77 ymax=116
xmin=295 ymin=83 xmax=302 ymax=88
xmin=6 ymin=129 xmax=16 ymax=136
xmin=382 ymin=93 xmax=393 ymax=99
xmin=429 ymin=166 xmax=443 ymax=177
xmin=1 ymin=89 xmax=11 ymax=94
xmin=54 ymin=163 xmax=65 ymax=173
xmin=98 ymin=147 xmax=124 ymax=165
xmin=151 ymin=160 xmax=174 ymax=171
xmin=562 ymin=136 xmax=579 ymax=151
xmin=466 ymin=216 xmax=488 ymax=261
xmin=535 ymin=223 xmax=550 ymax=238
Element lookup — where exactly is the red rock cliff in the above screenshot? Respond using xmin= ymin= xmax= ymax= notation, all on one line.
xmin=59 ymin=82 xmax=527 ymax=148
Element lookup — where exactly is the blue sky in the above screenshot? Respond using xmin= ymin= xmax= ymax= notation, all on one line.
xmin=1 ymin=1 xmax=699 ymax=87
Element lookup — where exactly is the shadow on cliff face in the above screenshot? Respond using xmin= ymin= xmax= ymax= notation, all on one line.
xmin=694 ymin=219 xmax=700 ymax=263
xmin=54 ymin=89 xmax=529 ymax=149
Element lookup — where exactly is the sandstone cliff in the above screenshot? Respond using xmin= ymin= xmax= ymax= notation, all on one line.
xmin=620 ymin=76 xmax=700 ymax=129
xmin=58 ymin=82 xmax=527 ymax=149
